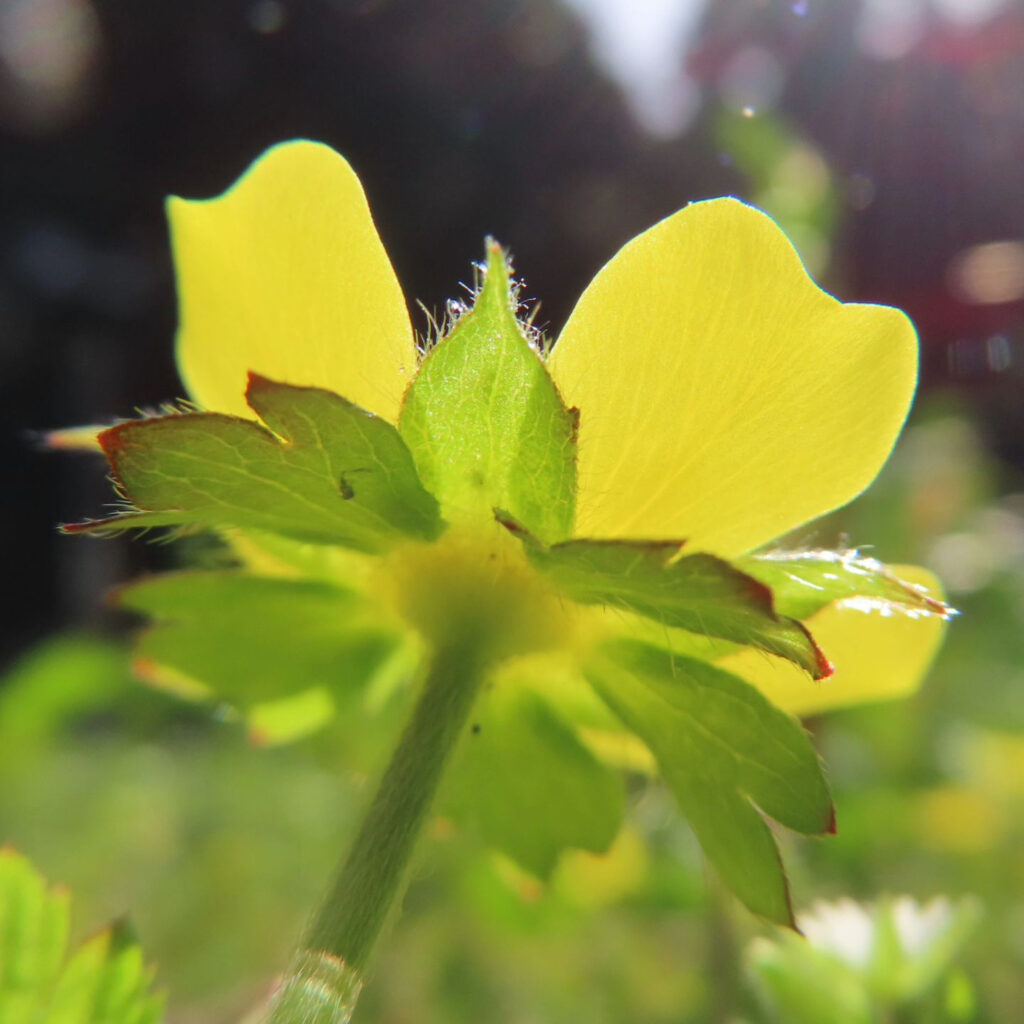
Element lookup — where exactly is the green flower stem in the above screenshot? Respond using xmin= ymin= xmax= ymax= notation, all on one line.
xmin=265 ymin=638 xmax=488 ymax=1023
xmin=309 ymin=638 xmax=485 ymax=966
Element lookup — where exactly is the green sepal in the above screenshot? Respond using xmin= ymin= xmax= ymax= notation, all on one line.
xmin=0 ymin=850 xmax=163 ymax=1024
xmin=499 ymin=516 xmax=831 ymax=679
xmin=117 ymin=571 xmax=406 ymax=722
xmin=399 ymin=242 xmax=578 ymax=543
xmin=737 ymin=550 xmax=953 ymax=621
xmin=444 ymin=685 xmax=624 ymax=878
xmin=584 ymin=639 xmax=835 ymax=926
xmin=67 ymin=375 xmax=443 ymax=552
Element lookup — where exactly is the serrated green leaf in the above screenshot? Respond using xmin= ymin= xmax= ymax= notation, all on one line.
xmin=0 ymin=849 xmax=70 ymax=1024
xmin=501 ymin=519 xmax=830 ymax=679
xmin=584 ymin=640 xmax=834 ymax=925
xmin=48 ymin=921 xmax=163 ymax=1024
xmin=399 ymin=243 xmax=577 ymax=543
xmin=0 ymin=851 xmax=162 ymax=1024
xmin=737 ymin=550 xmax=952 ymax=621
xmin=118 ymin=571 xmax=405 ymax=714
xmin=444 ymin=684 xmax=623 ymax=878
xmin=68 ymin=376 xmax=443 ymax=552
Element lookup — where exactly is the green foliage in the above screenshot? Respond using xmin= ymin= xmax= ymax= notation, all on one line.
xmin=738 ymin=550 xmax=951 ymax=621
xmin=52 ymin=222 xmax=969 ymax=1006
xmin=68 ymin=376 xmax=442 ymax=551
xmin=0 ymin=637 xmax=138 ymax=771
xmin=444 ymin=685 xmax=624 ymax=878
xmin=586 ymin=640 xmax=833 ymax=926
xmin=117 ymin=571 xmax=408 ymax=726
xmin=399 ymin=243 xmax=578 ymax=543
xmin=502 ymin=519 xmax=830 ymax=677
xmin=0 ymin=850 xmax=163 ymax=1024
xmin=747 ymin=896 xmax=982 ymax=1023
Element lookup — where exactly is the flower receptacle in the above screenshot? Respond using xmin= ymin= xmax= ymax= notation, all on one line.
xmin=381 ymin=526 xmax=574 ymax=666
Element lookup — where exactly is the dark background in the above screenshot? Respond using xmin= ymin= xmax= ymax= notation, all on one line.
xmin=3 ymin=0 xmax=1023 ymax=662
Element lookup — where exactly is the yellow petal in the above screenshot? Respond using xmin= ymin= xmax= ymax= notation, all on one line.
xmin=169 ymin=140 xmax=414 ymax=422
xmin=718 ymin=566 xmax=947 ymax=715
xmin=548 ymin=198 xmax=917 ymax=554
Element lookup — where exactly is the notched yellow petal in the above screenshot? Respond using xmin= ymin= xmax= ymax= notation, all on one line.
xmin=549 ymin=197 xmax=918 ymax=555
xmin=169 ymin=140 xmax=414 ymax=422
xmin=720 ymin=565 xmax=947 ymax=715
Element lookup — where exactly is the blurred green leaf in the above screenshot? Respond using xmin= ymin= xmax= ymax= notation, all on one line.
xmin=68 ymin=375 xmax=442 ymax=551
xmin=0 ymin=848 xmax=70 ymax=1023
xmin=585 ymin=640 xmax=833 ymax=925
xmin=118 ymin=571 xmax=408 ymax=723
xmin=0 ymin=637 xmax=136 ymax=769
xmin=501 ymin=519 xmax=829 ymax=678
xmin=0 ymin=850 xmax=163 ymax=1024
xmin=444 ymin=685 xmax=623 ymax=878
xmin=399 ymin=243 xmax=577 ymax=543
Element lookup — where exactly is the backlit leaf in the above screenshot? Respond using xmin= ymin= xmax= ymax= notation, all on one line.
xmin=501 ymin=518 xmax=831 ymax=679
xmin=0 ymin=850 xmax=163 ymax=1024
xmin=585 ymin=640 xmax=834 ymax=925
xmin=737 ymin=550 xmax=952 ymax=621
xmin=722 ymin=565 xmax=948 ymax=716
xmin=444 ymin=683 xmax=623 ymax=878
xmin=0 ymin=849 xmax=69 ymax=1024
xmin=68 ymin=376 xmax=442 ymax=552
xmin=48 ymin=921 xmax=163 ymax=1024
xmin=118 ymin=571 xmax=407 ymax=721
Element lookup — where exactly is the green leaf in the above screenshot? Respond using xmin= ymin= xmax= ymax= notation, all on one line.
xmin=400 ymin=242 xmax=577 ymax=543
xmin=67 ymin=375 xmax=443 ymax=552
xmin=0 ymin=848 xmax=69 ymax=1024
xmin=444 ymin=685 xmax=624 ymax=878
xmin=0 ymin=850 xmax=163 ymax=1024
xmin=0 ymin=636 xmax=137 ymax=771
xmin=118 ymin=571 xmax=406 ymax=719
xmin=584 ymin=640 xmax=834 ymax=925
xmin=48 ymin=921 xmax=163 ymax=1024
xmin=737 ymin=550 xmax=952 ymax=621
xmin=501 ymin=519 xmax=831 ymax=679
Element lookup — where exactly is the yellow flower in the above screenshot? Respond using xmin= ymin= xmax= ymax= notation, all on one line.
xmin=168 ymin=139 xmax=945 ymax=717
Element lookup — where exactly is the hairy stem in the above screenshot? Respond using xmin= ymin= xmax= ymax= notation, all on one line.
xmin=265 ymin=639 xmax=487 ymax=1023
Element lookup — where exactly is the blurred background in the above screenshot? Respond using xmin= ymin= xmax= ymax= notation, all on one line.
xmin=2 ymin=0 xmax=1024 ymax=1021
